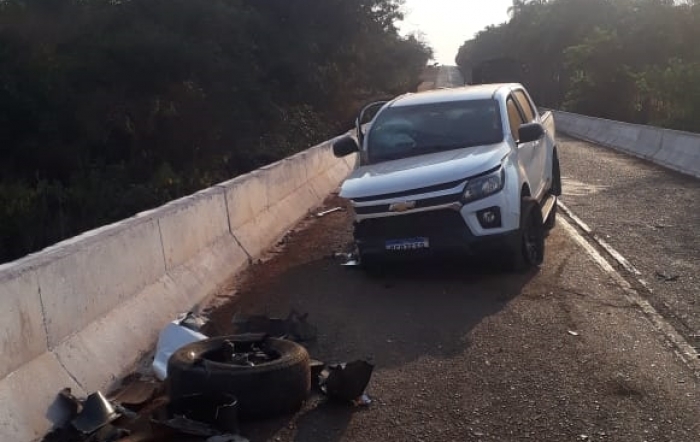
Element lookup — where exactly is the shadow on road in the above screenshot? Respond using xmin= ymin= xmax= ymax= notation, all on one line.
xmin=204 ymin=199 xmax=539 ymax=442
xmin=221 ymin=254 xmax=537 ymax=442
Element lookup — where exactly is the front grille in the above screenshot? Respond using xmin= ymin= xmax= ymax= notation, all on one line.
xmin=354 ymin=209 xmax=468 ymax=238
xmin=354 ymin=193 xmax=461 ymax=215
xmin=352 ymin=179 xmax=467 ymax=203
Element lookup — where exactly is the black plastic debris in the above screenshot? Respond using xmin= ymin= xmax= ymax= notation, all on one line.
xmin=310 ymin=359 xmax=325 ymax=380
xmin=207 ymin=435 xmax=250 ymax=442
xmin=179 ymin=311 xmax=209 ymax=332
xmin=319 ymin=360 xmax=374 ymax=404
xmin=71 ymin=392 xmax=121 ymax=434
xmin=153 ymin=415 xmax=220 ymax=438
xmin=86 ymin=424 xmax=130 ymax=442
xmin=231 ymin=309 xmax=317 ymax=342
xmin=167 ymin=393 xmax=240 ymax=435
xmin=42 ymin=427 xmax=83 ymax=442
xmin=43 ymin=389 xmax=139 ymax=442
xmin=59 ymin=388 xmax=82 ymax=420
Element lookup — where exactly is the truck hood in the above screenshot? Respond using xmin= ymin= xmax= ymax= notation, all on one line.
xmin=340 ymin=142 xmax=510 ymax=200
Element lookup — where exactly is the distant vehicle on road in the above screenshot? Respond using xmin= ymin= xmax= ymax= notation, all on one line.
xmin=332 ymin=83 xmax=561 ymax=271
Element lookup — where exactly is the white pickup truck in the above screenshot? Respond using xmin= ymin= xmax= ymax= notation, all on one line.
xmin=332 ymin=83 xmax=561 ymax=271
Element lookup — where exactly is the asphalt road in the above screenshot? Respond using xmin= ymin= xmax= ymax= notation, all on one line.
xmin=557 ymin=136 xmax=700 ymax=350
xmin=203 ymin=185 xmax=700 ymax=441
xmin=171 ymin=74 xmax=700 ymax=440
xmin=434 ymin=65 xmax=464 ymax=88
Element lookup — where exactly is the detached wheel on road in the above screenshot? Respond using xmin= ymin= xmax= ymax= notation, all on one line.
xmin=167 ymin=335 xmax=311 ymax=420
xmin=506 ymin=197 xmax=545 ymax=272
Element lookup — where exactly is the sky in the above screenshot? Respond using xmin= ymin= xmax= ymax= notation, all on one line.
xmin=398 ymin=0 xmax=512 ymax=65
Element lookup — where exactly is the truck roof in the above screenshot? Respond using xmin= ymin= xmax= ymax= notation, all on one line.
xmin=389 ymin=83 xmax=519 ymax=107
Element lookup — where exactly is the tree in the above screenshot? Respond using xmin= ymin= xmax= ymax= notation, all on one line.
xmin=0 ymin=0 xmax=432 ymax=263
xmin=455 ymin=0 xmax=700 ymax=129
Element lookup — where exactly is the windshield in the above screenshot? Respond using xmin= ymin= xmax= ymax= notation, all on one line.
xmin=366 ymin=99 xmax=503 ymax=163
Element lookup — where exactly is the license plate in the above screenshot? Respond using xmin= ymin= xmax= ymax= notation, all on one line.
xmin=385 ymin=237 xmax=430 ymax=251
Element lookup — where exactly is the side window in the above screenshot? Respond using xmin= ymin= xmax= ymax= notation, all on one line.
xmin=513 ymin=90 xmax=536 ymax=122
xmin=506 ymin=97 xmax=525 ymax=140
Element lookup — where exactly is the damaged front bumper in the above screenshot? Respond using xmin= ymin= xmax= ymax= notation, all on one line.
xmin=353 ymin=208 xmax=519 ymax=259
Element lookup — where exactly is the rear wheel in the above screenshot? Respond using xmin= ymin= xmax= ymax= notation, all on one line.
xmin=505 ymin=197 xmax=545 ymax=272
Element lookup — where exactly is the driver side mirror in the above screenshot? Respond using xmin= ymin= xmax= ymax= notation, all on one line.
xmin=518 ymin=122 xmax=544 ymax=144
xmin=332 ymin=135 xmax=360 ymax=158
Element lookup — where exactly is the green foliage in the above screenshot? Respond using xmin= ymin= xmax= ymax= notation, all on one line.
xmin=0 ymin=0 xmax=431 ymax=263
xmin=456 ymin=0 xmax=700 ymax=132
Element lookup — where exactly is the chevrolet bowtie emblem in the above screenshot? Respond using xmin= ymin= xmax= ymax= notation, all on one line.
xmin=389 ymin=201 xmax=416 ymax=212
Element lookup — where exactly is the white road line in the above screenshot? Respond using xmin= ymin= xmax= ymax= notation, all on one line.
xmin=558 ymin=214 xmax=700 ymax=373
xmin=558 ymin=202 xmax=642 ymax=276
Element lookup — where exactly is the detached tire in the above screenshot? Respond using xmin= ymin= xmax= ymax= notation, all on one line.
xmin=167 ymin=335 xmax=311 ymax=420
xmin=506 ymin=197 xmax=545 ymax=272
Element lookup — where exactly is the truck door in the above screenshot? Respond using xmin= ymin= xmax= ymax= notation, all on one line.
xmin=506 ymin=95 xmax=539 ymax=197
xmin=513 ymin=89 xmax=547 ymax=198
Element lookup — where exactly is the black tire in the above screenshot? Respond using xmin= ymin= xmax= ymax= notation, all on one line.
xmin=505 ymin=197 xmax=545 ymax=272
xmin=166 ymin=335 xmax=311 ymax=420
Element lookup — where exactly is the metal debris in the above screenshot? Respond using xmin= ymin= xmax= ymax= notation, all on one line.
xmin=352 ymin=393 xmax=372 ymax=407
xmin=205 ymin=338 xmax=279 ymax=367
xmin=231 ymin=309 xmax=317 ymax=342
xmin=109 ymin=378 xmax=159 ymax=409
xmin=315 ymin=207 xmax=343 ymax=217
xmin=568 ymin=330 xmax=580 ymax=336
xmin=655 ymin=271 xmax=679 ymax=282
xmin=341 ymin=258 xmax=360 ymax=267
xmin=320 ymin=360 xmax=374 ymax=404
xmin=333 ymin=251 xmax=360 ymax=267
xmin=71 ymin=392 xmax=121 ymax=435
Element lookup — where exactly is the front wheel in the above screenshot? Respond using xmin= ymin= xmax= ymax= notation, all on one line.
xmin=505 ymin=197 xmax=545 ymax=272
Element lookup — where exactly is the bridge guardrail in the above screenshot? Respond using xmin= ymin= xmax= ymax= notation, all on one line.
xmin=0 ymin=131 xmax=357 ymax=442
xmin=547 ymin=109 xmax=700 ymax=179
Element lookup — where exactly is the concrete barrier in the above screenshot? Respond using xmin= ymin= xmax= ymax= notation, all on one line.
xmin=0 ymin=135 xmax=357 ymax=442
xmin=550 ymin=110 xmax=700 ymax=179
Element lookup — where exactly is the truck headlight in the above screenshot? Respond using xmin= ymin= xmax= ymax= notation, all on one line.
xmin=461 ymin=168 xmax=505 ymax=204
